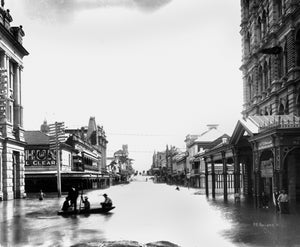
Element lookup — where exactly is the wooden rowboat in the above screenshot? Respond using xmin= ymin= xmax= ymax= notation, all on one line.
xmin=57 ymin=206 xmax=115 ymax=216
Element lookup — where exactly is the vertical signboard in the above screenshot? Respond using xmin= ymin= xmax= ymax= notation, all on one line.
xmin=48 ymin=122 xmax=66 ymax=197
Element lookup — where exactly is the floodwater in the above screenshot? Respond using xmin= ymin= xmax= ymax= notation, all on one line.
xmin=1 ymin=176 xmax=300 ymax=247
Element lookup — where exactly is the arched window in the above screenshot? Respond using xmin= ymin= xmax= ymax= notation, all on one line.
xmin=244 ymin=0 xmax=250 ymax=19
xmin=278 ymin=48 xmax=283 ymax=79
xmin=285 ymin=99 xmax=289 ymax=115
xmin=296 ymin=30 xmax=300 ymax=66
xmin=264 ymin=108 xmax=269 ymax=115
xmin=245 ymin=32 xmax=251 ymax=56
xmin=263 ymin=61 xmax=268 ymax=91
xmin=283 ymin=42 xmax=288 ymax=75
xmin=257 ymin=17 xmax=262 ymax=42
xmin=268 ymin=59 xmax=272 ymax=88
xmin=262 ymin=11 xmax=267 ymax=37
xmin=260 ymin=110 xmax=264 ymax=116
xmin=276 ymin=0 xmax=283 ymax=19
xmin=258 ymin=65 xmax=263 ymax=94
xmin=296 ymin=94 xmax=300 ymax=116
xmin=247 ymin=76 xmax=253 ymax=102
xmin=278 ymin=103 xmax=285 ymax=115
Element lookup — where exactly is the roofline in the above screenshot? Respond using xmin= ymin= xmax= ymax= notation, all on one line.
xmin=0 ymin=24 xmax=29 ymax=56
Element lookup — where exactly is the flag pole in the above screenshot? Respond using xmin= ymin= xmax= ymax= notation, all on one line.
xmin=55 ymin=121 xmax=62 ymax=197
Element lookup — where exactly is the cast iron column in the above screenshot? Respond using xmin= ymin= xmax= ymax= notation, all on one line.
xmin=211 ymin=156 xmax=215 ymax=198
xmin=205 ymin=158 xmax=209 ymax=197
xmin=222 ymin=152 xmax=228 ymax=201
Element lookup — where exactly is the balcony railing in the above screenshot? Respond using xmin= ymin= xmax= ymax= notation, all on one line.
xmin=259 ymin=116 xmax=300 ymax=131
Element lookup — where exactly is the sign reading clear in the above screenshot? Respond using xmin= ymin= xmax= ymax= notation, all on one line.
xmin=25 ymin=149 xmax=56 ymax=166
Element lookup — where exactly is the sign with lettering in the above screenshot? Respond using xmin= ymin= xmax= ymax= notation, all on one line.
xmin=25 ymin=149 xmax=56 ymax=166
xmin=261 ymin=159 xmax=273 ymax=177
xmin=258 ymin=140 xmax=273 ymax=150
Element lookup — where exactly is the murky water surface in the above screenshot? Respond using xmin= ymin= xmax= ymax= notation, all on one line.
xmin=1 ymin=176 xmax=300 ymax=247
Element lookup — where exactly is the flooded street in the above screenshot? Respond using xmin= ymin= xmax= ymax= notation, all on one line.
xmin=1 ymin=176 xmax=300 ymax=247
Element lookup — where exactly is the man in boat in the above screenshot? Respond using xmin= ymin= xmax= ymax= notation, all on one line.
xmin=81 ymin=196 xmax=90 ymax=211
xmin=101 ymin=193 xmax=113 ymax=208
xmin=68 ymin=187 xmax=79 ymax=212
xmin=62 ymin=197 xmax=70 ymax=211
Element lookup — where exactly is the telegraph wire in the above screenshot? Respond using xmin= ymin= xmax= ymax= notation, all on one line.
xmin=107 ymin=132 xmax=179 ymax=137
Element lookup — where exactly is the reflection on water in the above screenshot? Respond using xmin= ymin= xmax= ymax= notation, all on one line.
xmin=1 ymin=176 xmax=300 ymax=246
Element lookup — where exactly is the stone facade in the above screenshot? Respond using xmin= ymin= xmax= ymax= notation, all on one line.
xmin=0 ymin=3 xmax=29 ymax=200
xmin=240 ymin=0 xmax=300 ymax=117
xmin=240 ymin=0 xmax=300 ymax=205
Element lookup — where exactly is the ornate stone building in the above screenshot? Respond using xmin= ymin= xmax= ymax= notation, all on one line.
xmin=240 ymin=0 xmax=300 ymax=205
xmin=241 ymin=0 xmax=300 ymax=116
xmin=0 ymin=2 xmax=29 ymax=200
xmin=197 ymin=1 xmax=300 ymax=209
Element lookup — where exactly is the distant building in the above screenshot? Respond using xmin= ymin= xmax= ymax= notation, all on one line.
xmin=0 ymin=2 xmax=29 ymax=200
xmin=108 ymin=145 xmax=134 ymax=183
xmin=186 ymin=125 xmax=229 ymax=188
xmin=24 ymin=117 xmax=109 ymax=192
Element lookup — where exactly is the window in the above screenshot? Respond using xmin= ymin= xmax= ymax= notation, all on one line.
xmin=296 ymin=30 xmax=300 ymax=66
xmin=283 ymin=43 xmax=288 ymax=75
xmin=285 ymin=99 xmax=289 ymax=115
xmin=8 ymin=104 xmax=12 ymax=122
xmin=245 ymin=32 xmax=251 ymax=56
xmin=257 ymin=17 xmax=262 ymax=42
xmin=263 ymin=61 xmax=269 ymax=91
xmin=278 ymin=47 xmax=283 ymax=79
xmin=276 ymin=0 xmax=283 ymax=19
xmin=9 ymin=62 xmax=14 ymax=89
xmin=278 ymin=103 xmax=284 ymax=115
xmin=247 ymin=76 xmax=253 ymax=102
xmin=244 ymin=0 xmax=250 ymax=19
xmin=262 ymin=10 xmax=267 ymax=37
xmin=258 ymin=65 xmax=263 ymax=94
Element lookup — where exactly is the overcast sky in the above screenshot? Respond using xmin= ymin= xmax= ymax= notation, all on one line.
xmin=8 ymin=0 xmax=242 ymax=172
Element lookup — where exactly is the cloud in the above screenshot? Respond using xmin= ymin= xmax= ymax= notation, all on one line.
xmin=22 ymin=0 xmax=173 ymax=23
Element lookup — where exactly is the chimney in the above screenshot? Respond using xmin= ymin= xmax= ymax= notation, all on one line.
xmin=207 ymin=124 xmax=218 ymax=130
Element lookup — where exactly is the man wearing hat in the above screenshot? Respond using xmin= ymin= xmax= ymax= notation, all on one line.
xmin=101 ymin=193 xmax=113 ymax=208
xmin=81 ymin=195 xmax=90 ymax=211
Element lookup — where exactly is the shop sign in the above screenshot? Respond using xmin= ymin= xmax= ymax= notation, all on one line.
xmin=261 ymin=159 xmax=273 ymax=177
xmin=258 ymin=140 xmax=273 ymax=150
xmin=25 ymin=149 xmax=56 ymax=166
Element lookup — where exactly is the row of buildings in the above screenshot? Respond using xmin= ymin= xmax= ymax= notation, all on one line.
xmin=0 ymin=2 xmax=134 ymax=200
xmin=24 ymin=118 xmax=134 ymax=193
xmin=151 ymin=0 xmax=300 ymax=208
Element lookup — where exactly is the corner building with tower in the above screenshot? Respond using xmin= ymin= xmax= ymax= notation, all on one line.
xmin=0 ymin=3 xmax=29 ymax=200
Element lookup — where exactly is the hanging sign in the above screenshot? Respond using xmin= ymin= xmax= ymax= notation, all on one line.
xmin=261 ymin=159 xmax=273 ymax=177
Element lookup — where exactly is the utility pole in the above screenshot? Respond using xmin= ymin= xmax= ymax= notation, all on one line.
xmin=55 ymin=122 xmax=61 ymax=197
xmin=49 ymin=121 xmax=65 ymax=197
